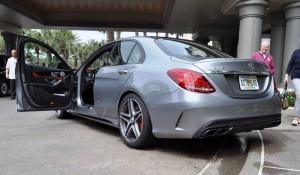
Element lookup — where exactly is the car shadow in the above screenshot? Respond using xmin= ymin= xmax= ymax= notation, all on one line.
xmin=52 ymin=114 xmax=264 ymax=165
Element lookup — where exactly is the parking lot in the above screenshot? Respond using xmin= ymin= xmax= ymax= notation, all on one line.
xmin=1 ymin=97 xmax=300 ymax=175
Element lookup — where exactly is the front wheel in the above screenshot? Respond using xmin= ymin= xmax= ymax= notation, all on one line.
xmin=119 ymin=93 xmax=155 ymax=149
xmin=54 ymin=110 xmax=71 ymax=119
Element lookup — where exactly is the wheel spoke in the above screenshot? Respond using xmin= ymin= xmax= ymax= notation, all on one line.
xmin=133 ymin=123 xmax=141 ymax=138
xmin=124 ymin=123 xmax=133 ymax=137
xmin=129 ymin=98 xmax=135 ymax=117
xmin=120 ymin=112 xmax=130 ymax=123
xmin=132 ymin=124 xmax=140 ymax=138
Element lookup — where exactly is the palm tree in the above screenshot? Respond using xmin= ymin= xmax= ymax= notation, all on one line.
xmin=99 ymin=31 xmax=115 ymax=43
xmin=116 ymin=31 xmax=121 ymax=40
xmin=53 ymin=30 xmax=79 ymax=62
xmin=0 ymin=36 xmax=5 ymax=54
xmin=106 ymin=31 xmax=114 ymax=42
xmin=40 ymin=29 xmax=55 ymax=66
xmin=23 ymin=29 xmax=43 ymax=64
xmin=71 ymin=43 xmax=85 ymax=68
xmin=176 ymin=33 xmax=183 ymax=39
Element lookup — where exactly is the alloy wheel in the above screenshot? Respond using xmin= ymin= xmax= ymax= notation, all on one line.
xmin=0 ymin=81 xmax=8 ymax=96
xmin=119 ymin=98 xmax=143 ymax=143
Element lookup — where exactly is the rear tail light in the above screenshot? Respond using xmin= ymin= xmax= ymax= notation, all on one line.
xmin=167 ymin=69 xmax=215 ymax=93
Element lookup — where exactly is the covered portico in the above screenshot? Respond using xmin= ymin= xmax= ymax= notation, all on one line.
xmin=0 ymin=0 xmax=300 ymax=85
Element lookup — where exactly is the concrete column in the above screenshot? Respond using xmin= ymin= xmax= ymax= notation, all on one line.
xmin=269 ymin=12 xmax=286 ymax=84
xmin=282 ymin=2 xmax=300 ymax=82
xmin=236 ymin=0 xmax=269 ymax=58
xmin=1 ymin=32 xmax=17 ymax=55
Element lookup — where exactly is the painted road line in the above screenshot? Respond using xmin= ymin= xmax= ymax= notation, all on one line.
xmin=197 ymin=138 xmax=227 ymax=175
xmin=257 ymin=130 xmax=264 ymax=175
xmin=263 ymin=166 xmax=300 ymax=172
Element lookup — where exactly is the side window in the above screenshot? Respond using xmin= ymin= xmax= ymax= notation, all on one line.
xmin=91 ymin=51 xmax=110 ymax=68
xmin=120 ymin=41 xmax=135 ymax=62
xmin=24 ymin=42 xmax=63 ymax=69
xmin=127 ymin=45 xmax=143 ymax=64
xmin=107 ymin=43 xmax=121 ymax=66
xmin=107 ymin=41 xmax=136 ymax=66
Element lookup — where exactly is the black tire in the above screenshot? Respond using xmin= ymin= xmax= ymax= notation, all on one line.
xmin=118 ymin=93 xmax=156 ymax=149
xmin=54 ymin=110 xmax=71 ymax=119
xmin=0 ymin=79 xmax=9 ymax=96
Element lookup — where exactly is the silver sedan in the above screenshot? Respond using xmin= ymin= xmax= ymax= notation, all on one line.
xmin=16 ymin=36 xmax=281 ymax=149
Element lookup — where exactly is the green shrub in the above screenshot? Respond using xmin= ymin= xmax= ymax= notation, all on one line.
xmin=286 ymin=91 xmax=296 ymax=107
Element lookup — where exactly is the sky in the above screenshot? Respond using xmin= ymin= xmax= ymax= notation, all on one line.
xmin=72 ymin=30 xmax=192 ymax=43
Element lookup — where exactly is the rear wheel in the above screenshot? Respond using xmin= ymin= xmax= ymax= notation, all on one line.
xmin=119 ymin=93 xmax=155 ymax=149
xmin=54 ymin=110 xmax=71 ymax=119
xmin=0 ymin=79 xmax=9 ymax=96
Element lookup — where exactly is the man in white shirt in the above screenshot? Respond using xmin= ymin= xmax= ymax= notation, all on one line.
xmin=6 ymin=49 xmax=17 ymax=99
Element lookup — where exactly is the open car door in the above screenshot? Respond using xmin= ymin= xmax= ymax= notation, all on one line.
xmin=16 ymin=36 xmax=74 ymax=111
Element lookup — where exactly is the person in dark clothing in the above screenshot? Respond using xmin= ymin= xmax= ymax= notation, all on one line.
xmin=284 ymin=49 xmax=300 ymax=126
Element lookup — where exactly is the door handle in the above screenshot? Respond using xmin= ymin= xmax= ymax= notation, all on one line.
xmin=118 ymin=69 xmax=128 ymax=75
xmin=45 ymin=78 xmax=57 ymax=84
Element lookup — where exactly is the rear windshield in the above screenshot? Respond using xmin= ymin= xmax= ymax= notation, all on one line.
xmin=155 ymin=38 xmax=230 ymax=61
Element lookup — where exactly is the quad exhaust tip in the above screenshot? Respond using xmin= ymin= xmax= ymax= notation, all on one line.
xmin=201 ymin=119 xmax=281 ymax=138
xmin=202 ymin=127 xmax=232 ymax=137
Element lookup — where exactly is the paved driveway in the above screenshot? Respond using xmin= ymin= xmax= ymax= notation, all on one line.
xmin=0 ymin=97 xmax=299 ymax=175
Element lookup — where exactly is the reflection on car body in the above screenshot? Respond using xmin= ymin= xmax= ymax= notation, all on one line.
xmin=0 ymin=54 xmax=10 ymax=96
xmin=16 ymin=36 xmax=281 ymax=149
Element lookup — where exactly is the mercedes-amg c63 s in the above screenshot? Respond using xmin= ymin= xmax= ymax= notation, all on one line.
xmin=16 ymin=36 xmax=281 ymax=148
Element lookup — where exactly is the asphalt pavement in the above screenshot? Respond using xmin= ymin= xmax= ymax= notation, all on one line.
xmin=1 ymin=96 xmax=300 ymax=175
xmin=239 ymin=107 xmax=300 ymax=175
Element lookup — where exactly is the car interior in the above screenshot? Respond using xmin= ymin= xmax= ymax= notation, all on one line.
xmin=81 ymin=49 xmax=112 ymax=106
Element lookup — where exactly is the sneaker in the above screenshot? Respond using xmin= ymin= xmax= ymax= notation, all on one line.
xmin=292 ymin=118 xmax=298 ymax=126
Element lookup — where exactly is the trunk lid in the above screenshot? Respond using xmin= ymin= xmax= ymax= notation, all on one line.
xmin=193 ymin=58 xmax=272 ymax=98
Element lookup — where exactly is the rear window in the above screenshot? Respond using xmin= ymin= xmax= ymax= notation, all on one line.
xmin=155 ymin=39 xmax=228 ymax=61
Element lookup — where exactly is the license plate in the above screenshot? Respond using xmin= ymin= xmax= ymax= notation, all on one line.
xmin=238 ymin=75 xmax=259 ymax=90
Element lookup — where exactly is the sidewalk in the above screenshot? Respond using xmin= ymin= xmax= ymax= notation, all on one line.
xmin=276 ymin=107 xmax=300 ymax=130
xmin=239 ymin=107 xmax=300 ymax=175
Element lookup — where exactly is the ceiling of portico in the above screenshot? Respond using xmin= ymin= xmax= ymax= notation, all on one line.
xmin=0 ymin=0 xmax=299 ymax=37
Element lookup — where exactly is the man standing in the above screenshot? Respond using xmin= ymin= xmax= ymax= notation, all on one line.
xmin=251 ymin=41 xmax=275 ymax=75
xmin=6 ymin=49 xmax=17 ymax=99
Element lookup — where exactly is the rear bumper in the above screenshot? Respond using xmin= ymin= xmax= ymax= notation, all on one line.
xmin=193 ymin=113 xmax=281 ymax=138
xmin=146 ymin=88 xmax=281 ymax=139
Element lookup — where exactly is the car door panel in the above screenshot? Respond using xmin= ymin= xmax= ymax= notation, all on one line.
xmin=16 ymin=36 xmax=74 ymax=111
xmin=93 ymin=41 xmax=144 ymax=118
xmin=94 ymin=65 xmax=137 ymax=118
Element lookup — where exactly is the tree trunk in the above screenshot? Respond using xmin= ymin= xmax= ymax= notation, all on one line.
xmin=116 ymin=31 xmax=121 ymax=40
xmin=106 ymin=31 xmax=115 ymax=42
